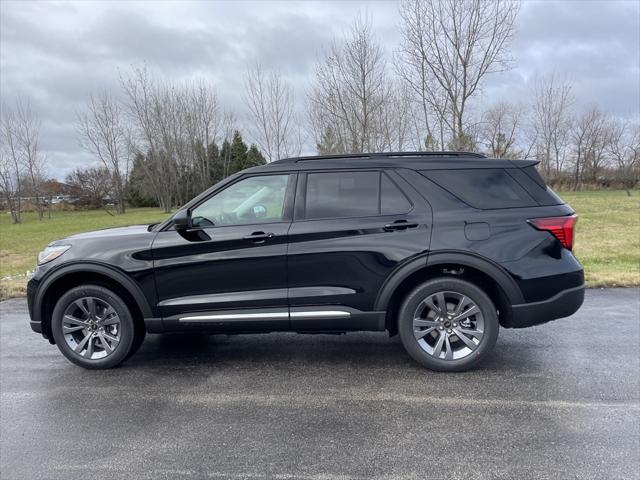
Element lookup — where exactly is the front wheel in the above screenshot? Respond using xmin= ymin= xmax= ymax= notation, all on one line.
xmin=398 ymin=278 xmax=499 ymax=372
xmin=51 ymin=285 xmax=136 ymax=369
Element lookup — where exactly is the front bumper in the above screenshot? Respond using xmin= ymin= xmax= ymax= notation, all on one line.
xmin=27 ymin=278 xmax=43 ymax=334
xmin=509 ymin=284 xmax=585 ymax=328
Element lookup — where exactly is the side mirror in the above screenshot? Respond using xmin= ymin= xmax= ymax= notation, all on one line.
xmin=172 ymin=209 xmax=191 ymax=230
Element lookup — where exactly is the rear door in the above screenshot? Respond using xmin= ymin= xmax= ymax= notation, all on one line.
xmin=286 ymin=168 xmax=432 ymax=330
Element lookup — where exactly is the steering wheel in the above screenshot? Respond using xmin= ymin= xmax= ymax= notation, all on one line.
xmin=217 ymin=212 xmax=238 ymax=225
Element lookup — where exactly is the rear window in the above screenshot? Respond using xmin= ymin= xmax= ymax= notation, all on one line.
xmin=305 ymin=171 xmax=379 ymax=219
xmin=509 ymin=167 xmax=563 ymax=206
xmin=421 ymin=169 xmax=536 ymax=209
xmin=304 ymin=171 xmax=412 ymax=219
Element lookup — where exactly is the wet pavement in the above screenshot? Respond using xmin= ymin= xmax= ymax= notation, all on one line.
xmin=1 ymin=288 xmax=639 ymax=480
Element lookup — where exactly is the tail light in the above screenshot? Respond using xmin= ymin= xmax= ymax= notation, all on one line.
xmin=528 ymin=214 xmax=578 ymax=251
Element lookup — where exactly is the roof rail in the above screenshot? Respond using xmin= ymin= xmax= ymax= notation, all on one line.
xmin=271 ymin=151 xmax=486 ymax=164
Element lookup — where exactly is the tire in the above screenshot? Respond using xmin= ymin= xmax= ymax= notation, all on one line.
xmin=398 ymin=277 xmax=499 ymax=372
xmin=51 ymin=285 xmax=136 ymax=369
xmin=125 ymin=321 xmax=146 ymax=360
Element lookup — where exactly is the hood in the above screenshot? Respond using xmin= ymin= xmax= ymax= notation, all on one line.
xmin=62 ymin=225 xmax=151 ymax=242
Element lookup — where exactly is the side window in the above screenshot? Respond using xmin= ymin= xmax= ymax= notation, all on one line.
xmin=305 ymin=171 xmax=379 ymax=219
xmin=191 ymin=174 xmax=289 ymax=227
xmin=381 ymin=173 xmax=412 ymax=214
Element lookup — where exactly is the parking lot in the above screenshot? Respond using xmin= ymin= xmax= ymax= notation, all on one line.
xmin=1 ymin=288 xmax=639 ymax=480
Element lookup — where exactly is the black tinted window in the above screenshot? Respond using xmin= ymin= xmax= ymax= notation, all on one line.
xmin=421 ymin=169 xmax=535 ymax=209
xmin=305 ymin=171 xmax=379 ymax=219
xmin=381 ymin=174 xmax=412 ymax=214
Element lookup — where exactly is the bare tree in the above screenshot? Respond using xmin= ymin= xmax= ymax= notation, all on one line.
xmin=183 ymin=80 xmax=222 ymax=192
xmin=377 ymin=81 xmax=421 ymax=151
xmin=244 ymin=64 xmax=301 ymax=162
xmin=570 ymin=107 xmax=612 ymax=189
xmin=397 ymin=0 xmax=450 ymax=150
xmin=16 ymin=100 xmax=46 ymax=220
xmin=398 ymin=0 xmax=520 ymax=149
xmin=0 ymin=105 xmax=23 ymax=223
xmin=77 ymin=92 xmax=130 ymax=214
xmin=609 ymin=119 xmax=640 ymax=194
xmin=309 ymin=15 xmax=402 ymax=153
xmin=66 ymin=166 xmax=113 ymax=209
xmin=1 ymin=99 xmax=46 ymax=220
xmin=121 ymin=68 xmax=174 ymax=212
xmin=479 ymin=100 xmax=524 ymax=158
xmin=0 ymin=149 xmax=21 ymax=223
xmin=531 ymin=74 xmax=574 ymax=177
xmin=121 ymin=68 xmax=224 ymax=211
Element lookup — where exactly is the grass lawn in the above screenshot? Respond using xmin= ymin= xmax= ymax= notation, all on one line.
xmin=0 ymin=208 xmax=171 ymax=299
xmin=0 ymin=190 xmax=638 ymax=300
xmin=558 ymin=190 xmax=639 ymax=288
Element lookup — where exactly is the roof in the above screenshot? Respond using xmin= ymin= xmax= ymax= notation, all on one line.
xmin=256 ymin=151 xmax=538 ymax=172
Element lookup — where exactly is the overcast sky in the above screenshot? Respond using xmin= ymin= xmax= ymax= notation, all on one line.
xmin=1 ymin=0 xmax=639 ymax=179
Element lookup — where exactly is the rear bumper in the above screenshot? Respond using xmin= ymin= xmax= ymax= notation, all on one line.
xmin=508 ymin=284 xmax=585 ymax=328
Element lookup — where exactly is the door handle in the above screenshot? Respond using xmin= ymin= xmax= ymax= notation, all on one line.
xmin=243 ymin=231 xmax=275 ymax=243
xmin=384 ymin=220 xmax=419 ymax=231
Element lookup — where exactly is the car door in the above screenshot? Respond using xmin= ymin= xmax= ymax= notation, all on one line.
xmin=287 ymin=169 xmax=432 ymax=331
xmin=152 ymin=172 xmax=296 ymax=331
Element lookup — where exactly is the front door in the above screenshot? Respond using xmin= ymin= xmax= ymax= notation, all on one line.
xmin=152 ymin=173 xmax=295 ymax=331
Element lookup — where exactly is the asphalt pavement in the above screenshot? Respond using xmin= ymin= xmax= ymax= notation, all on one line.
xmin=1 ymin=288 xmax=639 ymax=480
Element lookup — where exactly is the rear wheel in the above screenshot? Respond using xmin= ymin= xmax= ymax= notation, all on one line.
xmin=51 ymin=285 xmax=136 ymax=369
xmin=398 ymin=278 xmax=499 ymax=372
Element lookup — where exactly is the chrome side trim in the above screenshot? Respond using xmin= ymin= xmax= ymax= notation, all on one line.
xmin=178 ymin=310 xmax=353 ymax=322
xmin=290 ymin=310 xmax=351 ymax=319
xmin=289 ymin=286 xmax=356 ymax=298
xmin=179 ymin=312 xmax=289 ymax=322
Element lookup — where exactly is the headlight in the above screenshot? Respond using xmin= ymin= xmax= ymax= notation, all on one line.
xmin=37 ymin=245 xmax=71 ymax=265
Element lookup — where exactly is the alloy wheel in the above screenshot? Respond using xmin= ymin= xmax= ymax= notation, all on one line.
xmin=413 ymin=291 xmax=485 ymax=361
xmin=62 ymin=297 xmax=121 ymax=360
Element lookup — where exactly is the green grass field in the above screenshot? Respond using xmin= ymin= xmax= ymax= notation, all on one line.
xmin=0 ymin=208 xmax=171 ymax=299
xmin=558 ymin=190 xmax=639 ymax=287
xmin=1 ymin=190 xmax=638 ymax=299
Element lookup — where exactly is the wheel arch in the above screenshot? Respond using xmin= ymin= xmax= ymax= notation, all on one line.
xmin=34 ymin=263 xmax=152 ymax=343
xmin=376 ymin=251 xmax=523 ymax=335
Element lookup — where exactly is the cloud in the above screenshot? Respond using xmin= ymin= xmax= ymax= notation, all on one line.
xmin=1 ymin=0 xmax=638 ymax=179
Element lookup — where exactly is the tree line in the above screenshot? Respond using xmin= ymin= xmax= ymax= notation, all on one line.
xmin=1 ymin=0 xmax=638 ymax=223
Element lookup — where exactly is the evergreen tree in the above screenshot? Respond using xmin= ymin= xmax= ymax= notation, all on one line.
xmin=127 ymin=153 xmax=158 ymax=207
xmin=206 ymin=141 xmax=222 ymax=185
xmin=220 ymin=138 xmax=231 ymax=178
xmin=246 ymin=144 xmax=267 ymax=168
xmin=228 ymin=131 xmax=249 ymax=175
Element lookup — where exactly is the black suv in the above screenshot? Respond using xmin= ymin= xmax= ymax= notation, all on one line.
xmin=27 ymin=152 xmax=585 ymax=371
